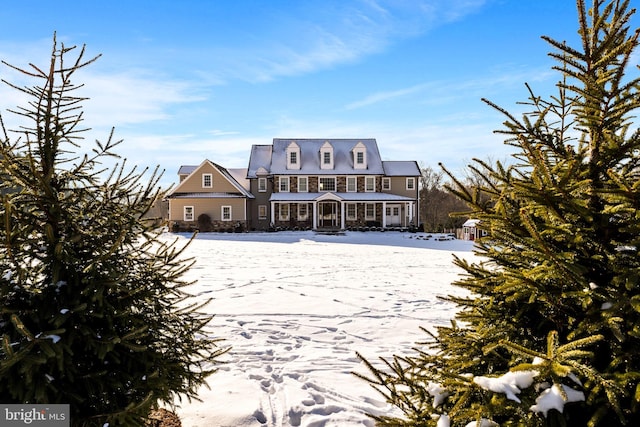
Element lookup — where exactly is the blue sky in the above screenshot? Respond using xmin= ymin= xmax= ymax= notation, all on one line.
xmin=0 ymin=1 xmax=626 ymax=187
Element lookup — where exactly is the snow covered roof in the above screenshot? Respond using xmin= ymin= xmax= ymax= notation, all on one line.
xmin=463 ymin=219 xmax=481 ymax=227
xmin=269 ymin=192 xmax=415 ymax=202
xmin=382 ymin=161 xmax=421 ymax=177
xmin=169 ymin=192 xmax=249 ymax=199
xmin=178 ymin=165 xmax=197 ymax=175
xmin=269 ymin=138 xmax=385 ymax=176
xmin=247 ymin=145 xmax=273 ymax=178
xmin=227 ymin=168 xmax=250 ymax=191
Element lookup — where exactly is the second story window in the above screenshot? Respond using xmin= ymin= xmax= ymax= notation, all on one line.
xmin=258 ymin=177 xmax=267 ymax=192
xmin=323 ymin=152 xmax=331 ymax=165
xmin=298 ymin=176 xmax=308 ymax=192
xmin=279 ymin=176 xmax=290 ymax=192
xmin=319 ymin=177 xmax=336 ymax=192
xmin=290 ymin=151 xmax=297 ymax=165
xmin=406 ymin=177 xmax=415 ymax=191
xmin=365 ymin=176 xmax=375 ymax=192
xmin=202 ymin=173 xmax=212 ymax=188
xmin=346 ymin=176 xmax=357 ymax=192
xmin=382 ymin=178 xmax=391 ymax=191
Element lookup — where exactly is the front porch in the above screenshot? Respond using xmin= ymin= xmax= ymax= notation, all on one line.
xmin=269 ymin=192 xmax=416 ymax=231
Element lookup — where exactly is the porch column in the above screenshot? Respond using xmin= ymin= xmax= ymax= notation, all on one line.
xmin=340 ymin=202 xmax=345 ymax=230
xmin=271 ymin=202 xmax=275 ymax=226
xmin=408 ymin=202 xmax=414 ymax=225
xmin=382 ymin=202 xmax=387 ymax=228
xmin=312 ymin=201 xmax=318 ymax=230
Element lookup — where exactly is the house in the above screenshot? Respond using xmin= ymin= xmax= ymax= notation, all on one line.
xmin=168 ymin=138 xmax=421 ymax=232
xmin=166 ymin=160 xmax=253 ymax=231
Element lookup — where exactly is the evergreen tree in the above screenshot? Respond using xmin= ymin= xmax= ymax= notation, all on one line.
xmin=0 ymin=35 xmax=227 ymax=426
xmin=357 ymin=1 xmax=640 ymax=426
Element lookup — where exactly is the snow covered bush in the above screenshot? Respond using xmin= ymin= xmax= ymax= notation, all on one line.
xmin=0 ymin=35 xmax=227 ymax=426
xmin=357 ymin=0 xmax=640 ymax=425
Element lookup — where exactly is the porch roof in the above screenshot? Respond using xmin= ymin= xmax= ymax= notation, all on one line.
xmin=168 ymin=192 xmax=251 ymax=199
xmin=268 ymin=192 xmax=415 ymax=203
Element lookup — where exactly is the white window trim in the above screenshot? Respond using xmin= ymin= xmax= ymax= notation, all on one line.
xmin=287 ymin=142 xmax=301 ymax=170
xmin=365 ymin=203 xmax=376 ymax=220
xmin=184 ymin=206 xmax=194 ymax=222
xmin=382 ymin=177 xmax=391 ymax=191
xmin=346 ymin=203 xmax=357 ymax=220
xmin=320 ymin=142 xmax=334 ymax=170
xmin=298 ymin=176 xmax=308 ymax=193
xmin=318 ymin=176 xmax=336 ymax=192
xmin=258 ymin=177 xmax=267 ymax=192
xmin=298 ymin=204 xmax=308 ymax=221
xmin=346 ymin=176 xmax=357 ymax=192
xmin=258 ymin=205 xmax=267 ymax=220
xmin=279 ymin=176 xmax=290 ymax=192
xmin=279 ymin=204 xmax=290 ymax=221
xmin=221 ymin=205 xmax=232 ymax=221
xmin=202 ymin=173 xmax=212 ymax=188
xmin=365 ymin=176 xmax=375 ymax=192
xmin=406 ymin=177 xmax=415 ymax=191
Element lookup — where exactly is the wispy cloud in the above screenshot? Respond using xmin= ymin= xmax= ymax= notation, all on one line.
xmin=205 ymin=0 xmax=491 ymax=84
xmin=343 ymin=65 xmax=556 ymax=111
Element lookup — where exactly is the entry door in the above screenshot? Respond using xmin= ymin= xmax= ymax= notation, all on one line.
xmin=386 ymin=204 xmax=401 ymax=226
xmin=319 ymin=202 xmax=337 ymax=228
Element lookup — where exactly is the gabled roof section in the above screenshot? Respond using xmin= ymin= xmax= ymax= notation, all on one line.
xmin=247 ymin=145 xmax=273 ymax=178
xmin=270 ymin=138 xmax=384 ymax=175
xmin=167 ymin=160 xmax=254 ymax=198
xmin=178 ymin=165 xmax=197 ymax=175
xmin=382 ymin=161 xmax=421 ymax=177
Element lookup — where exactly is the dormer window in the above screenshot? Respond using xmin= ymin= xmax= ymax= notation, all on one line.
xmin=320 ymin=141 xmax=334 ymax=170
xmin=352 ymin=141 xmax=367 ymax=170
xmin=287 ymin=141 xmax=301 ymax=170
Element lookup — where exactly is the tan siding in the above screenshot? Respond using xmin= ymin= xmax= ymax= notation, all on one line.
xmin=389 ymin=176 xmax=416 ymax=198
xmin=178 ymin=163 xmax=241 ymax=193
xmin=169 ymin=198 xmax=246 ymax=221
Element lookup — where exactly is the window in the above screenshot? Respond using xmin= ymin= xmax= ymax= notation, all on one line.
xmin=221 ymin=206 xmax=232 ymax=221
xmin=346 ymin=176 xmax=357 ymax=192
xmin=406 ymin=177 xmax=415 ymax=190
xmin=346 ymin=203 xmax=356 ymax=220
xmin=258 ymin=205 xmax=267 ymax=220
xmin=298 ymin=204 xmax=308 ymax=221
xmin=320 ymin=141 xmax=334 ymax=170
xmin=287 ymin=141 xmax=301 ymax=170
xmin=365 ymin=203 xmax=375 ymax=220
xmin=279 ymin=176 xmax=290 ymax=192
xmin=318 ymin=177 xmax=336 ymax=192
xmin=365 ymin=176 xmax=375 ymax=192
xmin=258 ymin=177 xmax=267 ymax=192
xmin=298 ymin=176 xmax=308 ymax=192
xmin=202 ymin=173 xmax=212 ymax=188
xmin=382 ymin=178 xmax=391 ymax=191
xmin=323 ymin=152 xmax=331 ymax=165
xmin=352 ymin=141 xmax=367 ymax=170
xmin=279 ymin=204 xmax=289 ymax=221
xmin=184 ymin=206 xmax=194 ymax=221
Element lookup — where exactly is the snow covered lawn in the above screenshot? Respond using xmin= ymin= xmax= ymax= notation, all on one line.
xmin=167 ymin=231 xmax=476 ymax=427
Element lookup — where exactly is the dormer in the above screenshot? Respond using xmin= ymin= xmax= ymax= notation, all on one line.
xmin=286 ymin=141 xmax=301 ymax=170
xmin=320 ymin=141 xmax=334 ymax=170
xmin=352 ymin=141 xmax=367 ymax=170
